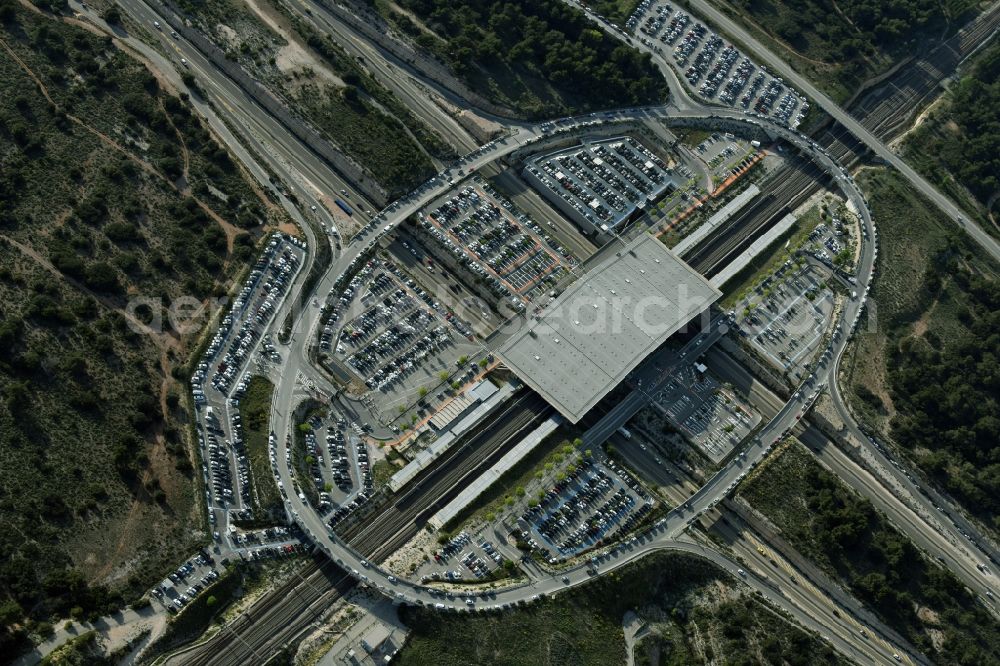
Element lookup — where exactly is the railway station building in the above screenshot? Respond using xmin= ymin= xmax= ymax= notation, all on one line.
xmin=497 ymin=234 xmax=720 ymax=422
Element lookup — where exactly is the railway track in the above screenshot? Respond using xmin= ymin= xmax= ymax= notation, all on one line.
xmin=685 ymin=3 xmax=1000 ymax=277
xmin=849 ymin=2 xmax=1000 ymax=139
xmin=685 ymin=160 xmax=819 ymax=275
xmin=164 ymin=9 xmax=1000 ymax=664
xmin=165 ymin=557 xmax=346 ymax=666
xmin=687 ymin=157 xmax=835 ymax=277
xmin=169 ymin=392 xmax=549 ymax=665
xmin=203 ymin=568 xmax=354 ymax=666
xmin=344 ymin=392 xmax=552 ymax=561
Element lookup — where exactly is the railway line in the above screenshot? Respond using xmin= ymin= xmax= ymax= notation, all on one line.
xmin=342 ymin=392 xmax=552 ymax=561
xmin=167 ymin=392 xmax=549 ymax=665
xmin=205 ymin=568 xmax=353 ymax=666
xmin=156 ymin=7 xmax=1000 ymax=664
xmin=684 ymin=3 xmax=1000 ymax=278
xmin=846 ymin=2 xmax=1000 ymax=139
xmin=686 ymin=157 xmax=835 ymax=277
xmin=166 ymin=557 xmax=351 ymax=666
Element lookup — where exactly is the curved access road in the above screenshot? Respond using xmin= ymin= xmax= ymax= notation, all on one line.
xmin=258 ymin=100 xmax=925 ymax=665
xmin=110 ymin=0 xmax=987 ymax=652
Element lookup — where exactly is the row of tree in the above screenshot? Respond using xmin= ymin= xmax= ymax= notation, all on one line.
xmin=922 ymin=42 xmax=1000 ymax=209
xmin=798 ymin=463 xmax=1000 ymax=662
xmin=395 ymin=0 xmax=664 ymax=117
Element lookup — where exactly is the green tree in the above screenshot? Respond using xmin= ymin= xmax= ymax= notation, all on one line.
xmin=102 ymin=5 xmax=122 ymax=25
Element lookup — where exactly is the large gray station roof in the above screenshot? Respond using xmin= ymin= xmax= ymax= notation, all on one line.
xmin=497 ymin=234 xmax=720 ymax=422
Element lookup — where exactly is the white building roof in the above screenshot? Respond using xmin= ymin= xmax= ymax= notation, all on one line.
xmin=497 ymin=234 xmax=719 ymax=421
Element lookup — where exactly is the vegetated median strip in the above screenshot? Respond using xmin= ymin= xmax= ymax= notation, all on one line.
xmin=292 ymin=399 xmax=328 ymax=509
xmin=441 ymin=427 xmax=585 ymax=534
xmin=739 ymin=440 xmax=1000 ymax=664
xmin=846 ymin=168 xmax=1000 ymax=527
xmin=718 ymin=204 xmax=824 ymax=307
xmin=242 ymin=376 xmax=282 ymax=520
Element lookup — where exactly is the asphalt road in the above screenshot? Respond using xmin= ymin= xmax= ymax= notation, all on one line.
xmin=253 ymin=104 xmax=884 ymax=618
xmin=282 ymin=0 xmax=481 ymax=154
xmin=707 ymin=349 xmax=1000 ymax=608
xmin=236 ymin=102 xmax=926 ymax=666
xmin=712 ymin=508 xmax=929 ymax=665
xmin=106 ymin=0 xmax=377 ymax=220
xmin=684 ymin=0 xmax=1000 ymax=264
xmin=71 ymin=1 xmax=998 ymax=659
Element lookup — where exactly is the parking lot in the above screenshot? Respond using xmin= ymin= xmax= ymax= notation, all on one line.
xmin=191 ymin=234 xmax=303 ymax=518
xmin=807 ymin=211 xmax=857 ymax=270
xmin=153 ymin=537 xmax=304 ymax=613
xmin=522 ymin=136 xmax=678 ymax=232
xmin=228 ymin=525 xmax=298 ymax=552
xmin=733 ymin=262 xmax=836 ymax=382
xmin=419 ymin=531 xmax=508 ymax=584
xmin=516 ymin=457 xmax=654 ymax=562
xmin=201 ymin=404 xmax=252 ymax=518
xmin=626 ymin=1 xmax=808 ymax=126
xmin=297 ymin=411 xmax=374 ymax=519
xmin=390 ymin=237 xmax=495 ymax=336
xmin=151 ymin=550 xmax=222 ymax=614
xmin=321 ymin=252 xmax=485 ymax=420
xmin=650 ymin=364 xmax=761 ymax=462
xmin=416 ymin=182 xmax=577 ymax=308
xmin=267 ymin=407 xmax=381 ymax=532
xmin=194 ymin=234 xmax=304 ymax=400
xmin=695 ymin=133 xmax=758 ymax=180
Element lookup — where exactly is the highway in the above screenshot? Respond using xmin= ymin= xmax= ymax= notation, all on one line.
xmin=685 ymin=0 xmax=1000 ymax=264
xmin=250 ymin=100 xmax=894 ymax=634
xmin=168 ymin=392 xmax=546 ymax=665
xmin=207 ymin=71 xmax=954 ymax=666
xmin=295 ymin=0 xmax=513 ymax=119
xmin=565 ymin=0 xmax=1000 ymax=286
xmin=559 ymin=12 xmax=1000 ymax=608
xmin=586 ymin=431 xmax=922 ymax=664
xmin=66 ymin=1 xmax=324 ymax=232
xmin=710 ymin=507 xmax=929 ymax=664
xmin=846 ymin=2 xmax=1000 ymax=140
xmin=76 ymin=0 xmax=998 ymax=659
xmin=104 ymin=0 xmax=380 ymax=217
xmin=706 ymin=349 xmax=1000 ymax=608
xmin=280 ymin=0 xmax=481 ymax=154
xmin=826 ymin=365 xmax=1000 ymax=579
